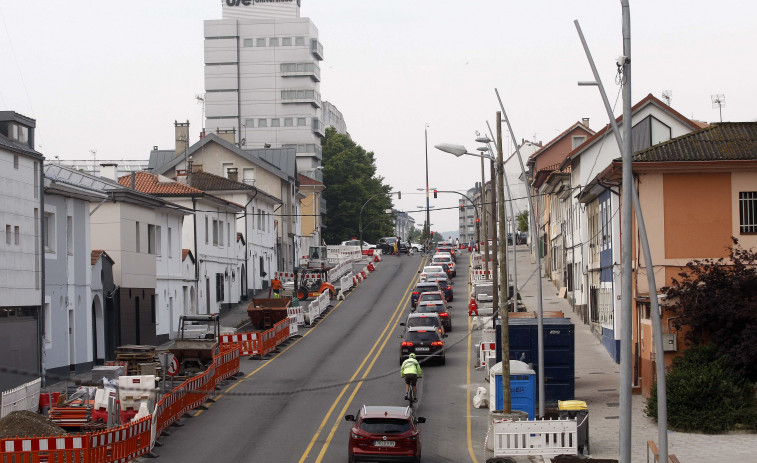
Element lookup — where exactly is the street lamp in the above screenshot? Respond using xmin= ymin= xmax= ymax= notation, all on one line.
xmin=359 ymin=192 xmax=400 ymax=253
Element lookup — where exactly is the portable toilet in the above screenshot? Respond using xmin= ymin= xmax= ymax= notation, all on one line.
xmin=489 ymin=360 xmax=536 ymax=419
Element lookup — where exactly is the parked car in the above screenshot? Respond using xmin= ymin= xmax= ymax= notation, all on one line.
xmin=415 ymin=291 xmax=447 ymax=309
xmin=435 ymin=242 xmax=457 ymax=261
xmin=415 ymin=300 xmax=452 ymax=332
xmin=401 ymin=312 xmax=445 ymax=336
xmin=411 ymin=281 xmax=443 ymax=307
xmin=341 ymin=239 xmax=375 ymax=249
xmin=345 ymin=405 xmax=426 ymax=462
xmin=400 ymin=326 xmax=447 ymax=364
xmin=419 ymin=265 xmax=444 ymax=282
xmin=425 ymin=273 xmax=453 ymax=301
xmin=377 ymin=237 xmax=410 ymax=254
xmin=410 ymin=242 xmax=425 ymax=252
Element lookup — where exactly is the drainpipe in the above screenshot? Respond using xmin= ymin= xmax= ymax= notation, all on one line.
xmin=39 ymin=160 xmax=46 ymax=385
xmin=243 ymin=189 xmax=258 ymax=297
xmin=192 ymin=197 xmax=199 ymax=308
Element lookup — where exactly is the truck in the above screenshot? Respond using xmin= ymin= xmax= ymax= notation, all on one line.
xmin=168 ymin=315 xmax=220 ymax=375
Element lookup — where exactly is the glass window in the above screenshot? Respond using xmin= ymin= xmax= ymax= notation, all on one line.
xmin=256 ymin=38 xmax=266 ymax=47
xmin=148 ymin=224 xmax=156 ymax=254
xmin=13 ymin=155 xmax=18 ymax=169
xmin=245 ymin=118 xmax=255 ymax=128
xmin=282 ymin=37 xmax=292 ymax=46
xmin=219 ymin=221 xmax=224 ymax=246
xmin=156 ymin=225 xmax=162 ymax=256
xmin=213 ymin=219 xmax=218 ymax=246
xmin=135 ymin=221 xmax=140 ymax=252
xmin=205 ymin=216 xmax=209 ymax=244
xmin=271 ymin=118 xmax=280 ymax=127
xmin=269 ymin=37 xmax=279 ymax=47
xmin=284 ymin=118 xmax=293 ymax=127
xmin=243 ymin=38 xmax=253 ymax=47
xmin=739 ymin=191 xmax=757 ymax=234
xmin=358 ymin=418 xmax=411 ymax=434
xmin=572 ymin=136 xmax=586 ymax=149
xmin=258 ymin=119 xmax=267 ymax=128
xmin=297 ymin=117 xmax=307 ymax=126
xmin=168 ymin=227 xmax=173 ymax=258
xmin=295 ymin=36 xmax=305 ymax=46
xmin=66 ymin=216 xmax=73 ymax=255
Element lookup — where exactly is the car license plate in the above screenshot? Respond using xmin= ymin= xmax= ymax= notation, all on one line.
xmin=374 ymin=440 xmax=396 ymax=447
xmin=415 ymin=347 xmax=430 ymax=352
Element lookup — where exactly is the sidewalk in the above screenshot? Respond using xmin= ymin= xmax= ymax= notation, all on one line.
xmin=511 ymin=245 xmax=756 ymax=462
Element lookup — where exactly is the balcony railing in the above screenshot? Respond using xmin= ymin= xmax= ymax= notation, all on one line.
xmin=281 ymin=89 xmax=321 ymax=108
xmin=280 ymin=62 xmax=320 ymax=82
xmin=312 ymin=118 xmax=325 ymax=137
xmin=311 ymin=39 xmax=324 ymax=60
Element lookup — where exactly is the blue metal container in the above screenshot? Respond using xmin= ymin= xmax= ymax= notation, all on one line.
xmin=508 ymin=317 xmax=575 ymax=403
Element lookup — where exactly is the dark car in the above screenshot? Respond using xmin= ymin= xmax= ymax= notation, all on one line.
xmin=401 ymin=312 xmax=445 ymax=336
xmin=415 ymin=301 xmax=451 ymax=332
xmin=426 ymin=273 xmax=453 ymax=301
xmin=378 ymin=237 xmax=410 ymax=254
xmin=400 ymin=326 xmax=446 ymax=364
xmin=345 ymin=405 xmax=426 ymax=463
xmin=436 ymin=243 xmax=456 ymax=261
xmin=411 ymin=282 xmax=443 ymax=308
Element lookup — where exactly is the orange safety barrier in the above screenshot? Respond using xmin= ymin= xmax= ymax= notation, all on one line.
xmin=220 ymin=332 xmax=259 ymax=356
xmin=1 ymin=434 xmax=87 ymax=462
xmin=89 ymin=416 xmax=151 ymax=462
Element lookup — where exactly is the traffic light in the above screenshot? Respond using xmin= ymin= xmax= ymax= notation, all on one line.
xmin=475 ymin=218 xmax=480 ymax=225
xmin=433 ymin=189 xmax=438 ymax=198
xmin=397 ymin=191 xmax=401 ymax=199
xmin=460 ymin=204 xmax=465 ymax=211
xmin=430 ymin=231 xmax=434 ymax=236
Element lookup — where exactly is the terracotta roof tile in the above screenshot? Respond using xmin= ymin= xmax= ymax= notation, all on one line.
xmin=631 ymin=122 xmax=757 ymax=162
xmin=188 ymin=172 xmax=255 ymax=191
xmin=91 ymin=250 xmax=104 ymax=266
xmin=117 ymin=172 xmax=203 ymax=195
xmin=298 ymin=173 xmax=323 ymax=186
xmin=182 ymin=249 xmax=195 ymax=263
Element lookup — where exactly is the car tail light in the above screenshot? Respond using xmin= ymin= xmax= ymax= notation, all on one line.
xmin=431 ymin=341 xmax=443 ymax=347
xmin=447 ymin=286 xmax=452 ymax=290
xmin=401 ymin=341 xmax=414 ymax=347
xmin=439 ymin=312 xmax=449 ymax=318
xmin=412 ymin=291 xmax=418 ymax=295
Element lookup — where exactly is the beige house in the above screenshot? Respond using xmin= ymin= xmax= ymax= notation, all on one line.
xmin=297 ymin=173 xmax=325 ymax=252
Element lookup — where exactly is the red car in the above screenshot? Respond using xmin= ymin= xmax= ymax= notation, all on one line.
xmin=345 ymin=405 xmax=426 ymax=462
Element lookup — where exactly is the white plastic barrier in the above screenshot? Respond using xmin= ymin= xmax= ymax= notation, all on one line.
xmin=340 ymin=273 xmax=354 ymax=292
xmin=318 ymin=291 xmax=330 ymax=312
xmin=287 ymin=306 xmax=305 ymax=326
xmin=1 ymin=377 xmax=41 ymax=418
xmin=288 ymin=315 xmax=299 ymax=336
xmin=479 ymin=328 xmax=497 ymax=368
xmin=492 ymin=418 xmax=578 ymax=458
xmin=305 ymin=299 xmax=320 ymax=325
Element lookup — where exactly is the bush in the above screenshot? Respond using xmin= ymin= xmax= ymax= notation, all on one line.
xmin=645 ymin=345 xmax=757 ymax=433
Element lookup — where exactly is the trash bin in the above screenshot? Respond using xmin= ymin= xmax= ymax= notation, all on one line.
xmin=558 ymin=400 xmax=589 ymax=454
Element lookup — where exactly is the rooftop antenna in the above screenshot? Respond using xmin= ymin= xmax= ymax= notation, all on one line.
xmin=195 ymin=94 xmax=206 ymax=135
xmin=661 ymin=90 xmax=672 ymax=106
xmin=711 ymin=94 xmax=725 ymax=122
xmin=90 ymin=149 xmax=97 ymax=174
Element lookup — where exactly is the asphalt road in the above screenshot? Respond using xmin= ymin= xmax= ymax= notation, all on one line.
xmin=153 ymin=250 xmax=491 ymax=463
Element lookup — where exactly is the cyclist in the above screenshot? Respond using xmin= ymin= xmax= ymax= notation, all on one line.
xmin=400 ymin=353 xmax=422 ymax=401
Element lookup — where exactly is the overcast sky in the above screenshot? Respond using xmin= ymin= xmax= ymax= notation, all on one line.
xmin=1 ymin=1 xmax=755 ymax=233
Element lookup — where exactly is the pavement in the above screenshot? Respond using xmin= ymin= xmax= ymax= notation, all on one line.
xmin=505 ymin=244 xmax=756 ymax=463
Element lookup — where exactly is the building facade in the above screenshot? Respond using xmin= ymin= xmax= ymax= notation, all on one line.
xmin=204 ymin=0 xmax=325 ymax=177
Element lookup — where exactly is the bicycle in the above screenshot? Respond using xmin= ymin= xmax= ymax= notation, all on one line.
xmin=405 ymin=384 xmax=416 ymax=408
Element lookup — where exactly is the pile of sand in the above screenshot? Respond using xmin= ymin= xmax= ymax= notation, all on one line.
xmin=0 ymin=410 xmax=68 ymax=439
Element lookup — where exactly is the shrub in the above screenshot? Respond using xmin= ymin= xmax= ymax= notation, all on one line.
xmin=645 ymin=345 xmax=757 ymax=433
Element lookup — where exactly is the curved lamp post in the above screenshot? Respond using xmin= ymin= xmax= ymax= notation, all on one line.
xmin=359 ymin=191 xmax=400 ymax=253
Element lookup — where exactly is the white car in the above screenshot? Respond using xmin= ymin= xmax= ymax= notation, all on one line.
xmin=410 ymin=242 xmax=425 ymax=252
xmin=420 ymin=265 xmax=445 ymax=282
xmin=341 ymin=239 xmax=375 ymax=249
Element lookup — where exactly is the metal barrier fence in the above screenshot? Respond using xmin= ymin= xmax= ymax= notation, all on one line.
xmin=1 ymin=378 xmax=41 ymax=419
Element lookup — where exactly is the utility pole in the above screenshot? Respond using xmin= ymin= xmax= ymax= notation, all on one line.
xmin=497 ymin=112 xmax=511 ymax=412
xmin=481 ymin=157 xmax=489 ymax=275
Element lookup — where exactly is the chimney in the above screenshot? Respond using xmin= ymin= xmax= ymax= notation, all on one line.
xmin=100 ymin=163 xmax=118 ymax=181
xmin=215 ymin=128 xmax=237 ymax=145
xmin=582 ymin=117 xmax=590 ymax=128
xmin=227 ymin=167 xmax=239 ymax=182
xmin=175 ymin=120 xmax=190 ymax=157
xmin=130 ymin=172 xmax=136 ymax=189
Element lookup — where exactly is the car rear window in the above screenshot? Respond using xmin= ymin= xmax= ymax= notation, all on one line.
xmin=419 ymin=293 xmax=442 ymax=301
xmin=360 ymin=418 xmax=411 ymax=434
xmin=406 ymin=331 xmax=440 ymax=342
xmin=417 ymin=303 xmax=445 ymax=313
xmin=433 ymin=257 xmax=451 ymax=263
xmin=416 ymin=284 xmax=439 ymax=292
xmin=407 ymin=317 xmax=440 ymax=329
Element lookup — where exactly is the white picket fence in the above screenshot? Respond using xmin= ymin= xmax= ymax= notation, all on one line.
xmin=1 ymin=377 xmax=41 ymax=418
xmin=492 ymin=418 xmax=578 ymax=458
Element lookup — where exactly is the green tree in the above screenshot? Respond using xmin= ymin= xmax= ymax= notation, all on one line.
xmin=321 ymin=128 xmax=395 ymax=244
xmin=516 ymin=211 xmax=529 ymax=233
xmin=408 ymin=226 xmax=422 ymax=243
xmin=663 ymin=238 xmax=757 ymax=380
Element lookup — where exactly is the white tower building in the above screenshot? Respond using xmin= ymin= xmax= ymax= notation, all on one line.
xmin=204 ymin=0 xmax=325 ymax=178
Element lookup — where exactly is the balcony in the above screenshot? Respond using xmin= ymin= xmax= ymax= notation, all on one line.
xmin=281 ymin=89 xmax=321 ymax=108
xmin=319 ymin=196 xmax=327 ymax=214
xmin=311 ymin=39 xmax=324 ymax=60
xmin=312 ymin=118 xmax=325 ymax=137
xmin=282 ymin=143 xmax=323 ymax=161
xmin=280 ymin=62 xmax=320 ymax=82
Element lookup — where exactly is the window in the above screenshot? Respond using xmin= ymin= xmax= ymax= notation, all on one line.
xmin=257 ymin=211 xmax=262 ymax=229
xmin=243 ymin=168 xmax=255 ymax=185
xmin=219 ymin=221 xmax=224 ymax=246
xmin=5 ymin=225 xmax=10 ymax=245
xmin=168 ymin=227 xmax=173 ymax=257
xmin=282 ymin=37 xmax=292 ymax=46
xmin=284 ymin=118 xmax=293 ymax=127
xmin=269 ymin=37 xmax=279 ymax=47
xmin=243 ymin=38 xmax=253 ymax=47
xmin=14 ymin=226 xmax=19 ymax=245
xmin=216 ymin=273 xmax=225 ymax=301
xmin=135 ymin=221 xmax=140 ymax=252
xmin=245 ymin=118 xmax=255 ymax=128
xmin=156 ymin=225 xmax=162 ymax=256
xmin=212 ymin=219 xmax=218 ymax=245
xmin=295 ymin=36 xmax=305 ymax=46
xmin=297 ymin=117 xmax=307 ymax=126
xmin=271 ymin=118 xmax=280 ymax=127
xmin=572 ymin=136 xmax=586 ymax=149
xmin=740 ymin=191 xmax=757 ymax=234
xmin=258 ymin=119 xmax=268 ymax=128
xmin=256 ymin=38 xmax=266 ymax=47
xmin=259 ymin=256 xmax=265 ymax=276
xmin=34 ymin=162 xmax=38 ymax=198
xmin=250 ymin=207 xmax=255 ymax=230
xmin=228 ymin=222 xmax=231 ymax=245
xmin=66 ymin=216 xmax=73 ymax=255
xmin=13 ymin=155 xmax=18 ymax=169
xmin=205 ymin=216 xmax=209 ymax=244
xmin=148 ymin=224 xmax=156 ymax=254
xmin=44 ymin=212 xmax=55 ymax=253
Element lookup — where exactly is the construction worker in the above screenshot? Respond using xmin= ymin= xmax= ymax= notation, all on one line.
xmin=468 ymin=297 xmax=479 ymax=316
xmin=271 ymin=276 xmax=282 ymax=298
xmin=400 ymin=353 xmax=422 ymax=401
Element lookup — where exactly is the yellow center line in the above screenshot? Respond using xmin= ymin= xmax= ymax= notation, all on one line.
xmin=298 ymin=256 xmax=427 ymax=463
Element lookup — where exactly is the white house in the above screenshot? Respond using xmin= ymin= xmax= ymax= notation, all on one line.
xmin=0 ymin=111 xmax=44 ymax=390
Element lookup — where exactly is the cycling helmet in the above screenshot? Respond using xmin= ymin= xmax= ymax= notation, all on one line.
xmin=409 ymin=353 xmax=416 ymax=359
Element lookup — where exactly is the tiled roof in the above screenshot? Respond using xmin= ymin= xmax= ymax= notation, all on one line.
xmin=298 ymin=173 xmax=323 ymax=186
xmin=117 ymin=172 xmax=204 ymax=195
xmin=528 ymin=121 xmax=594 ymax=163
xmin=91 ymin=250 xmax=114 ymax=266
xmin=631 ymin=122 xmax=757 ymax=162
xmin=189 ymin=171 xmax=254 ymax=191
xmin=182 ymin=249 xmax=195 ymax=263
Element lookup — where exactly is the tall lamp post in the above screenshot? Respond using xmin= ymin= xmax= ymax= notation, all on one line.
xmin=424 ymin=124 xmax=431 ymax=238
xmin=359 ymin=191 xmax=401 ymax=253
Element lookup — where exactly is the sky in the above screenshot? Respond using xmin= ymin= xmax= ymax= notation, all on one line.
xmin=1 ymin=0 xmax=755 ymax=233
